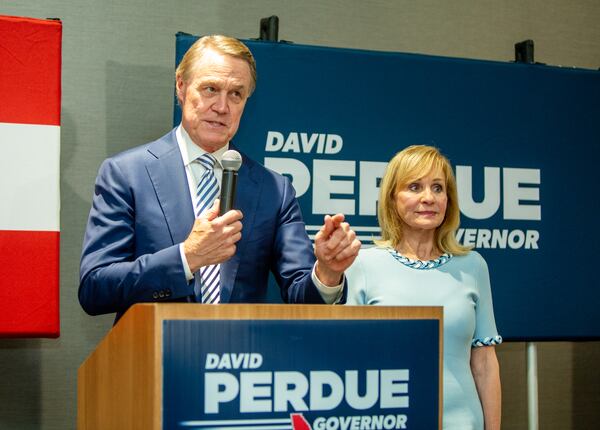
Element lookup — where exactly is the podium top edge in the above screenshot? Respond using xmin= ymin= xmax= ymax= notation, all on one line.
xmin=128 ymin=303 xmax=442 ymax=322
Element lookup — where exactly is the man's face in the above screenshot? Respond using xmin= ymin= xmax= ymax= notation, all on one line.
xmin=177 ymin=48 xmax=253 ymax=152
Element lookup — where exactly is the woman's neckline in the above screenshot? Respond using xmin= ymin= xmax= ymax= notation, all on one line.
xmin=387 ymin=248 xmax=453 ymax=270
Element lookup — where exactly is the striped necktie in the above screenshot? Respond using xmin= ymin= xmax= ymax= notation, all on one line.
xmin=194 ymin=153 xmax=220 ymax=304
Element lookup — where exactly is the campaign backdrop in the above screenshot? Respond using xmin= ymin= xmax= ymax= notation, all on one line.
xmin=163 ymin=319 xmax=439 ymax=430
xmin=0 ymin=15 xmax=61 ymax=337
xmin=175 ymin=34 xmax=600 ymax=341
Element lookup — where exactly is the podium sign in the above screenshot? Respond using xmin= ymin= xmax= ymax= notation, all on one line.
xmin=78 ymin=304 xmax=442 ymax=430
xmin=163 ymin=319 xmax=439 ymax=430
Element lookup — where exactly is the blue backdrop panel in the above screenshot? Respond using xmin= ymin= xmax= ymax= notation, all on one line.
xmin=163 ymin=319 xmax=439 ymax=429
xmin=175 ymin=34 xmax=600 ymax=341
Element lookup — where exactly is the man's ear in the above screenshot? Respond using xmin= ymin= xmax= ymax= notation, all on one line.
xmin=175 ymin=75 xmax=185 ymax=104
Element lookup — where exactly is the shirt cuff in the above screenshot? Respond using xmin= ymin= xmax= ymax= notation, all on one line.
xmin=311 ymin=264 xmax=344 ymax=304
xmin=179 ymin=243 xmax=194 ymax=282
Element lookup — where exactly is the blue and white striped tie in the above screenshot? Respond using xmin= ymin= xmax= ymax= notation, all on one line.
xmin=194 ymin=153 xmax=220 ymax=304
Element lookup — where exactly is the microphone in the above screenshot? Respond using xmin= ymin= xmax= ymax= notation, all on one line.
xmin=219 ymin=149 xmax=243 ymax=215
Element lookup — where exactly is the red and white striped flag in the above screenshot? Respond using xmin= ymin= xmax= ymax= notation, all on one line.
xmin=0 ymin=15 xmax=62 ymax=337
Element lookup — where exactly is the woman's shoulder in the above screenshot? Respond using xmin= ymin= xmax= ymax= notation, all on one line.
xmin=359 ymin=245 xmax=390 ymax=257
xmin=451 ymin=249 xmax=488 ymax=269
xmin=346 ymin=246 xmax=390 ymax=283
xmin=355 ymin=246 xmax=392 ymax=265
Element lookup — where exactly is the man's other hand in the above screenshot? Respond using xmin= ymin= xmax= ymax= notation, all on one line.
xmin=314 ymin=213 xmax=361 ymax=286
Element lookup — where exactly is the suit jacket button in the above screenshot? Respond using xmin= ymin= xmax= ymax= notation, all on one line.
xmin=159 ymin=290 xmax=165 ymax=298
xmin=152 ymin=291 xmax=159 ymax=299
xmin=165 ymin=289 xmax=172 ymax=297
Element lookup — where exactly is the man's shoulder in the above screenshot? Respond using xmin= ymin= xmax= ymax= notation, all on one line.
xmin=233 ymin=145 xmax=286 ymax=184
xmin=107 ymin=129 xmax=177 ymax=164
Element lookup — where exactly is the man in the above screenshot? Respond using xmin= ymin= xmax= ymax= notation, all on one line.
xmin=79 ymin=35 xmax=361 ymax=321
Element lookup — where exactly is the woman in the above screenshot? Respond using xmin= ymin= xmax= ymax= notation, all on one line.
xmin=346 ymin=145 xmax=502 ymax=429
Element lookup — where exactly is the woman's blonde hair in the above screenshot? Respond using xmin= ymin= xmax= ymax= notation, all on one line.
xmin=376 ymin=145 xmax=470 ymax=255
xmin=176 ymin=34 xmax=257 ymax=96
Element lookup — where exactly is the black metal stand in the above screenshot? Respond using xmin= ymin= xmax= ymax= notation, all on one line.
xmin=259 ymin=16 xmax=279 ymax=42
xmin=515 ymin=39 xmax=535 ymax=64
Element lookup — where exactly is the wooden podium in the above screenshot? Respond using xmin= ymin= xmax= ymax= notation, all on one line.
xmin=78 ymin=304 xmax=442 ymax=430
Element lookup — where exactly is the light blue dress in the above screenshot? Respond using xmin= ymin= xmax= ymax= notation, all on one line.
xmin=345 ymin=246 xmax=502 ymax=430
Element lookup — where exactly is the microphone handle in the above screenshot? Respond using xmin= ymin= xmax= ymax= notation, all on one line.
xmin=219 ymin=170 xmax=238 ymax=215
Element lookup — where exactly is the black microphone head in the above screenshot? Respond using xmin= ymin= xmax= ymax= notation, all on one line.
xmin=222 ymin=150 xmax=242 ymax=172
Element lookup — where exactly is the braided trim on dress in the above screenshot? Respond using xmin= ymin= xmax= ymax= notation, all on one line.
xmin=387 ymin=249 xmax=452 ymax=270
xmin=471 ymin=335 xmax=503 ymax=347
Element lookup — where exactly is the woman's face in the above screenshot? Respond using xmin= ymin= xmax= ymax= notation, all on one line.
xmin=395 ymin=167 xmax=448 ymax=233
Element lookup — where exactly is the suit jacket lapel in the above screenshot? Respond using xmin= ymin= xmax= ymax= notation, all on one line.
xmin=143 ymin=135 xmax=259 ymax=303
xmin=145 ymin=130 xmax=195 ymax=245
xmin=219 ymin=145 xmax=262 ymax=302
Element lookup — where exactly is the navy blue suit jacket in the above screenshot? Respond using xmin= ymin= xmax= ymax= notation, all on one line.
xmin=79 ymin=129 xmax=331 ymax=321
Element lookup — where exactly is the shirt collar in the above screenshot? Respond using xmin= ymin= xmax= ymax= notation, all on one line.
xmin=176 ymin=124 xmax=229 ymax=168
